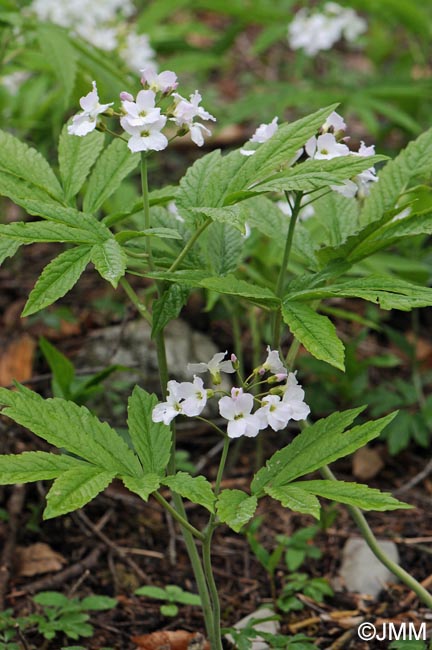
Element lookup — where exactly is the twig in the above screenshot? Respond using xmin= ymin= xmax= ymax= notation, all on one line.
xmin=0 ymin=485 xmax=25 ymax=608
xmin=400 ymin=573 xmax=432 ymax=608
xmin=67 ymin=568 xmax=90 ymax=598
xmin=394 ymin=458 xmax=432 ymax=495
xmin=75 ymin=510 xmax=151 ymax=584
xmin=11 ymin=546 xmax=101 ymax=596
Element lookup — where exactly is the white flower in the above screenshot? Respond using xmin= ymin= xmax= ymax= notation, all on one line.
xmin=276 ymin=197 xmax=315 ymax=222
xmin=119 ymin=31 xmax=155 ymax=72
xmin=188 ymin=352 xmax=235 ymax=385
xmin=240 ymin=117 xmax=278 ymax=156
xmin=323 ymin=111 xmax=347 ymax=133
xmin=305 ymin=133 xmax=350 ymax=159
xmin=141 ymin=67 xmax=178 ymax=93
xmin=152 ymin=376 xmax=207 ymax=425
xmin=167 ymin=201 xmax=185 ymax=223
xmin=219 ymin=388 xmax=266 ymax=439
xmin=171 ymin=91 xmax=216 ymax=146
xmin=68 ymin=81 xmax=112 ymax=136
xmin=120 ymin=89 xmax=162 ymax=128
xmin=261 ymin=346 xmax=287 ymax=379
xmin=121 ymin=115 xmax=168 ymax=153
xmin=255 ymin=395 xmax=293 ymax=431
xmin=281 ymin=373 xmax=310 ymax=421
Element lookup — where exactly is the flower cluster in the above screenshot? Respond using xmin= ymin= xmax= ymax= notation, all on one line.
xmin=30 ymin=0 xmax=155 ymax=72
xmin=288 ymin=2 xmax=367 ymax=57
xmin=152 ymin=349 xmax=310 ymax=438
xmin=68 ymin=70 xmax=216 ymax=153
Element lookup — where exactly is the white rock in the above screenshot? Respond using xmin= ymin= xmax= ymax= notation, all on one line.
xmin=225 ymin=607 xmax=279 ymax=650
xmin=339 ymin=537 xmax=399 ymax=598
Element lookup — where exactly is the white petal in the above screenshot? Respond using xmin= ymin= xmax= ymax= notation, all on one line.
xmin=227 ymin=419 xmax=247 ymax=438
xmin=218 ymin=396 xmax=237 ymax=420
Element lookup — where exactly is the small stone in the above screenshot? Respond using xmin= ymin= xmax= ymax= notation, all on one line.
xmin=339 ymin=537 xmax=399 ymax=598
xmin=225 ymin=607 xmax=279 ymax=650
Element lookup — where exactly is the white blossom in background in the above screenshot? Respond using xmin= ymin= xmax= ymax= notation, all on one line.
xmin=260 ymin=346 xmax=287 ymax=380
xmin=277 ymin=198 xmax=315 ymax=222
xmin=305 ymin=132 xmax=350 ymax=160
xmin=288 ymin=2 xmax=367 ymax=56
xmin=218 ymin=388 xmax=265 ymax=439
xmin=240 ymin=117 xmax=278 ymax=156
xmin=323 ymin=110 xmax=347 ymax=134
xmin=67 ymin=81 xmax=112 ymax=136
xmin=171 ymin=91 xmax=216 ymax=146
xmin=281 ymin=373 xmax=311 ymax=421
xmin=119 ymin=32 xmax=156 ymax=73
xmin=152 ymin=377 xmax=208 ymax=425
xmin=167 ymin=202 xmax=185 ymax=223
xmin=141 ymin=67 xmax=178 ymax=94
xmin=1 ymin=71 xmax=31 ymax=95
xmin=188 ymin=352 xmax=235 ymax=385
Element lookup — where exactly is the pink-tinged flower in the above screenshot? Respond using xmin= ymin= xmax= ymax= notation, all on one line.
xmin=219 ymin=388 xmax=266 ymax=438
xmin=188 ymin=352 xmax=235 ymax=385
xmin=305 ymin=132 xmax=350 ymax=159
xmin=240 ymin=117 xmax=278 ymax=156
xmin=121 ymin=115 xmax=168 ymax=153
xmin=171 ymin=91 xmax=216 ymax=147
xmin=141 ymin=67 xmax=178 ymax=93
xmin=255 ymin=395 xmax=293 ymax=431
xmin=120 ymin=89 xmax=162 ymax=128
xmin=281 ymin=373 xmax=310 ymax=421
xmin=68 ymin=81 xmax=113 ymax=136
xmin=152 ymin=376 xmax=207 ymax=425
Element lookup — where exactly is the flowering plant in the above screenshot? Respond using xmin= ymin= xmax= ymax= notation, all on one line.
xmin=0 ymin=66 xmax=432 ymax=648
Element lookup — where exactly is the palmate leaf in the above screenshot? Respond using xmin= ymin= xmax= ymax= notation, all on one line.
xmin=127 ymin=387 xmax=172 ymax=475
xmin=83 ymin=138 xmax=139 ymax=213
xmin=22 ymin=245 xmax=92 ymax=317
xmin=162 ymin=472 xmax=215 ymax=513
xmin=216 ymin=489 xmax=258 ymax=532
xmin=44 ymin=465 xmax=115 ymax=519
xmin=91 ymin=238 xmax=127 ymax=287
xmin=290 ymin=480 xmax=411 ymax=511
xmin=285 ymin=276 xmax=432 ymax=311
xmin=281 ymin=301 xmax=345 ymax=370
xmin=58 ymin=125 xmax=105 ymax=202
xmin=360 ymin=126 xmax=432 ymax=226
xmin=0 ymin=130 xmax=63 ymax=202
xmin=0 ymin=451 xmax=87 ymax=484
xmin=251 ymin=407 xmax=383 ymax=495
xmin=0 ymin=388 xmax=142 ymax=478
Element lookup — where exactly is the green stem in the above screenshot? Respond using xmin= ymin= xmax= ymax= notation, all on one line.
xmin=272 ymin=191 xmax=303 ymax=348
xmin=320 ymin=465 xmax=432 ymax=608
xmin=168 ymin=218 xmax=212 ymax=272
xmin=154 ymin=492 xmax=205 ymax=541
xmin=141 ymin=153 xmax=153 ymax=269
xmin=119 ymin=278 xmax=152 ymax=325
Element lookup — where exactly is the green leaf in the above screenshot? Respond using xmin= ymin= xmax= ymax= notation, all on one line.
xmin=58 ymin=125 xmax=105 ymax=202
xmin=91 ymin=238 xmax=126 ymax=287
xmin=199 ymin=275 xmax=279 ymax=307
xmin=135 ymin=586 xmax=168 ymax=600
xmin=0 ymin=389 xmax=143 ymax=477
xmin=37 ymin=24 xmax=77 ymax=106
xmin=360 ymin=127 xmax=432 ymax=226
xmin=286 ymin=276 xmax=432 ymax=312
xmin=44 ymin=465 xmax=115 ymax=519
xmin=80 ymin=596 xmax=117 ymax=611
xmin=176 ymin=150 xmax=222 ymax=217
xmin=162 ymin=472 xmax=215 ymax=513
xmin=83 ymin=138 xmax=139 ymax=213
xmin=39 ymin=337 xmax=75 ymax=398
xmin=251 ymin=155 xmax=386 ymax=193
xmin=160 ymin=604 xmax=178 ymax=617
xmin=0 ymin=130 xmax=63 ymax=202
xmin=265 ymin=485 xmax=321 ymax=519
xmin=293 ymin=480 xmax=412 ymax=511
xmin=0 ymin=221 xmax=104 ymax=244
xmin=216 ymin=489 xmax=257 ymax=532
xmin=255 ymin=412 xmax=397 ymax=494
xmin=206 ymin=222 xmax=243 ymax=276
xmin=14 ymin=201 xmax=111 ymax=238
xmin=0 ymin=451 xmax=87 ymax=484
xmin=0 ymin=238 xmax=20 ymax=266
xmin=251 ymin=407 xmax=363 ymax=495
xmin=22 ymin=245 xmax=92 ymax=317
xmin=228 ymin=105 xmax=339 ymax=191
xmin=190 ymin=204 xmax=248 ymax=233
xmin=121 ymin=474 xmax=161 ymax=501
xmin=127 ymin=387 xmax=172 ymax=475
xmin=152 ymin=285 xmax=189 ymax=338
xmin=281 ymin=301 xmax=345 ymax=370
xmin=165 ymin=586 xmax=201 ymax=606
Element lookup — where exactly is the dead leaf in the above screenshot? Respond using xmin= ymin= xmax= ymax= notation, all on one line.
xmin=16 ymin=542 xmax=66 ymax=577
xmin=132 ymin=630 xmax=210 ymax=650
xmin=0 ymin=334 xmax=36 ymax=387
xmin=352 ymin=446 xmax=384 ymax=481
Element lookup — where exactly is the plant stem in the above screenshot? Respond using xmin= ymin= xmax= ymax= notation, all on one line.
xmin=154 ymin=492 xmax=205 ymax=541
xmin=141 ymin=153 xmax=153 ymax=269
xmin=272 ymin=191 xmax=303 ymax=348
xmin=320 ymin=465 xmax=432 ymax=608
xmin=168 ymin=218 xmax=212 ymax=272
xmin=119 ymin=278 xmax=152 ymax=325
